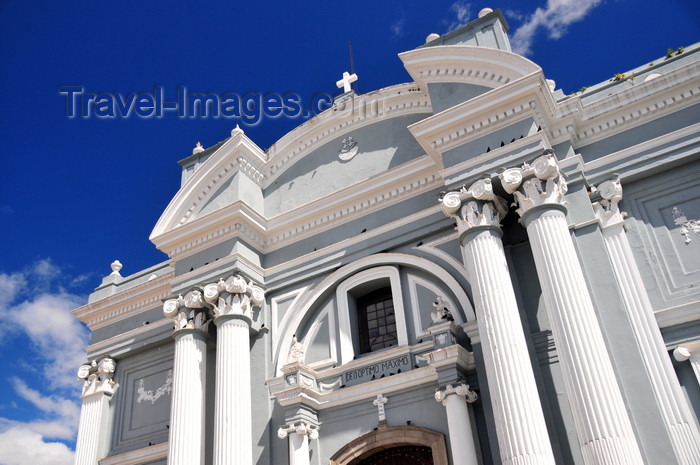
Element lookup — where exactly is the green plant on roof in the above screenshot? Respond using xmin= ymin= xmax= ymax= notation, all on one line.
xmin=610 ymin=73 xmax=633 ymax=82
xmin=667 ymin=47 xmax=684 ymax=58
xmin=579 ymin=86 xmax=589 ymax=93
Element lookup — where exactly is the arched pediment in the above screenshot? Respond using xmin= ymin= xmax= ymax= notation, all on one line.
xmin=400 ymin=45 xmax=541 ymax=89
xmin=274 ymin=253 xmax=475 ymax=374
xmin=150 ymin=127 xmax=267 ymax=245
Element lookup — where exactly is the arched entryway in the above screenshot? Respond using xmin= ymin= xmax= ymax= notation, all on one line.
xmin=354 ymin=445 xmax=433 ymax=464
xmin=329 ymin=425 xmax=448 ymax=465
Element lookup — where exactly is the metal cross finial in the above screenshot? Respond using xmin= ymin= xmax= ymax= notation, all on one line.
xmin=336 ymin=71 xmax=358 ymax=93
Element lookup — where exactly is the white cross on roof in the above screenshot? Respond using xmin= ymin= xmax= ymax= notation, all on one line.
xmin=336 ymin=71 xmax=358 ymax=93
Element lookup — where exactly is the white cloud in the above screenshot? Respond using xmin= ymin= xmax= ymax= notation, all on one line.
xmin=0 ymin=259 xmax=91 ymax=463
xmin=446 ymin=1 xmax=472 ymax=32
xmin=14 ymin=292 xmax=89 ymax=390
xmin=510 ymin=0 xmax=603 ymax=55
xmin=0 ymin=425 xmax=74 ymax=465
xmin=11 ymin=378 xmax=80 ymax=429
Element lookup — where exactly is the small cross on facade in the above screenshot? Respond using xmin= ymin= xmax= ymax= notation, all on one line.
xmin=336 ymin=71 xmax=358 ymax=93
xmin=373 ymin=393 xmax=388 ymax=426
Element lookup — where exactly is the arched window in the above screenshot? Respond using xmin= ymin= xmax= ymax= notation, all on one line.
xmin=357 ymin=287 xmax=397 ymax=353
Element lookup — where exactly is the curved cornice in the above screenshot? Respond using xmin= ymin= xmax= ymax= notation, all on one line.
xmin=263 ymin=83 xmax=431 ymax=187
xmin=399 ymin=45 xmax=541 ymax=89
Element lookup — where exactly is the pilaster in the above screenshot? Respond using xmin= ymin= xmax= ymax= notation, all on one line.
xmin=501 ymin=154 xmax=644 ymax=465
xmin=74 ymin=358 xmax=118 ymax=465
xmin=593 ymin=179 xmax=700 ymax=465
xmin=441 ymin=178 xmax=556 ymax=465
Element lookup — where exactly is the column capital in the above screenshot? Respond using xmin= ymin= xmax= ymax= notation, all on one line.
xmin=441 ymin=178 xmax=508 ymax=239
xmin=77 ymin=357 xmax=117 ymax=398
xmin=592 ymin=178 xmax=626 ymax=231
xmin=277 ymin=422 xmax=319 ymax=440
xmin=500 ymin=152 xmax=568 ymax=220
xmin=434 ymin=383 xmax=478 ymax=406
xmin=203 ymin=274 xmax=264 ymax=320
xmin=163 ymin=289 xmax=211 ymax=334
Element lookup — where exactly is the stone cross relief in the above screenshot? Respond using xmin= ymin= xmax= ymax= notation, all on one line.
xmin=673 ymin=206 xmax=700 ymax=244
xmin=373 ymin=393 xmax=388 ymax=425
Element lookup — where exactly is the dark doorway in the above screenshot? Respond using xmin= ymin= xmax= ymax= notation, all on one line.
xmin=354 ymin=445 xmax=434 ymax=465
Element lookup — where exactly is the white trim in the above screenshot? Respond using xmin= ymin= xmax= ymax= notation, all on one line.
xmin=274 ymin=253 xmax=475 ymax=375
xmin=407 ymin=273 xmax=461 ymax=337
xmin=271 ymin=287 xmax=308 ymax=360
xmin=99 ymin=442 xmax=168 ymax=465
xmin=335 ymin=266 xmax=407 ymax=365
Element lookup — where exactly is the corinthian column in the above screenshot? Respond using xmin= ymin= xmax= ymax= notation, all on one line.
xmin=163 ymin=290 xmax=210 ymax=465
xmin=441 ymin=179 xmax=555 ymax=465
xmin=500 ymin=154 xmax=644 ymax=465
xmin=277 ymin=422 xmax=319 ymax=465
xmin=593 ymin=179 xmax=700 ymax=465
xmin=74 ymin=358 xmax=117 ymax=465
xmin=434 ymin=384 xmax=479 ymax=465
xmin=204 ymin=275 xmax=264 ymax=465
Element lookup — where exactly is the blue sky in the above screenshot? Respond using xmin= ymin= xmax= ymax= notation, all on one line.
xmin=0 ymin=1 xmax=698 ymax=463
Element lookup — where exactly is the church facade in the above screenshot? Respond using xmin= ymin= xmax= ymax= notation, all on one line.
xmin=71 ymin=9 xmax=700 ymax=465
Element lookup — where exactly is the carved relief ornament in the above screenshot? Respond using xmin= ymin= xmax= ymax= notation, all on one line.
xmin=163 ymin=290 xmax=210 ymax=332
xmin=500 ymin=152 xmax=568 ymax=218
xmin=592 ymin=179 xmax=625 ymax=230
xmin=441 ymin=178 xmax=508 ymax=236
xmin=434 ymin=383 xmax=477 ymax=406
xmin=77 ymin=357 xmax=117 ymax=397
xmin=162 ymin=274 xmax=265 ymax=329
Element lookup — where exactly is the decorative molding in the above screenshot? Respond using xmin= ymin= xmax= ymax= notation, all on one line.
xmin=399 ymin=45 xmax=541 ymax=90
xmin=672 ymin=206 xmax=700 ymax=244
xmin=264 ymin=83 xmax=431 ymax=186
xmin=441 ymin=178 xmax=507 ymax=236
xmin=500 ymin=152 xmax=567 ymax=218
xmin=335 ymin=266 xmax=408 ymax=365
xmin=275 ymin=253 xmax=475 ymax=375
xmin=434 ymin=383 xmax=477 ymax=405
xmin=77 ymin=357 xmax=117 ymax=398
xmin=72 ymin=270 xmax=174 ymax=330
xmin=153 ymin=156 xmax=442 ymax=260
xmin=338 ymin=136 xmax=359 ymax=161
xmin=203 ymin=274 xmax=264 ymax=319
xmin=136 ymin=370 xmax=173 ymax=405
xmin=98 ymin=442 xmax=169 ymax=465
xmin=592 ymin=178 xmax=625 ymax=231
xmin=163 ymin=290 xmax=211 ymax=332
xmin=277 ymin=422 xmax=319 ymax=440
xmin=329 ymin=425 xmax=449 ymax=465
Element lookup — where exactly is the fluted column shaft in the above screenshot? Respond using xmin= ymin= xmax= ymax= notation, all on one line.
xmin=213 ymin=316 xmax=253 ymax=465
xmin=74 ymin=358 xmax=117 ymax=465
xmin=168 ymin=330 xmax=207 ymax=465
xmin=502 ymin=154 xmax=644 ymax=465
xmin=74 ymin=392 xmax=110 ymax=465
xmin=442 ymin=179 xmax=555 ymax=465
xmin=435 ymin=384 xmax=480 ymax=465
xmin=594 ymin=180 xmax=700 ymax=465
